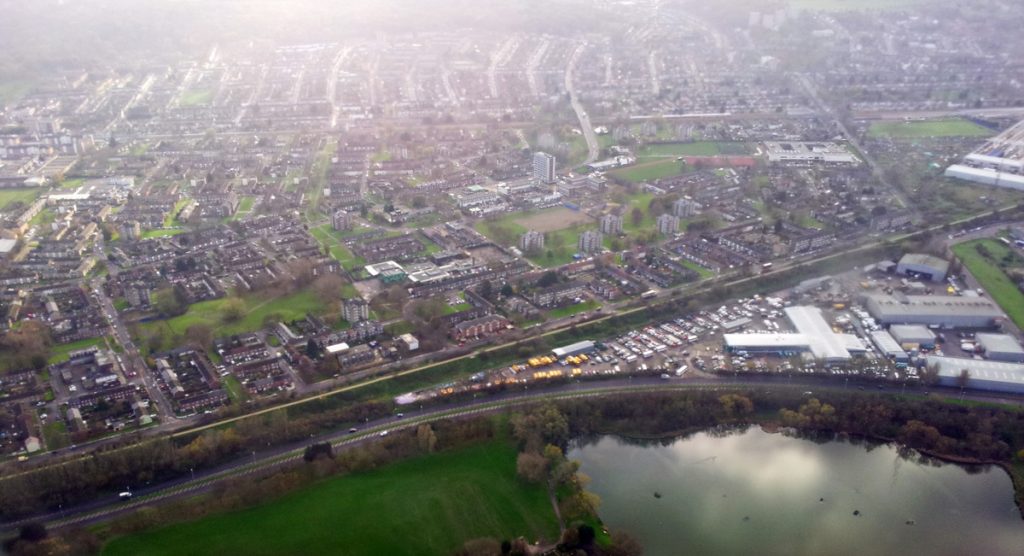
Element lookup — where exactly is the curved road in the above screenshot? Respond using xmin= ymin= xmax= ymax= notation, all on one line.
xmin=4 ymin=373 xmax=1021 ymax=533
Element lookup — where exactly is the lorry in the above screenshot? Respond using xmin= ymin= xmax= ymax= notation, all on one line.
xmin=675 ymin=365 xmax=688 ymax=376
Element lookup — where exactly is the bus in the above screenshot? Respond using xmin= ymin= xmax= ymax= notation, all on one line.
xmin=641 ymin=290 xmax=657 ymax=300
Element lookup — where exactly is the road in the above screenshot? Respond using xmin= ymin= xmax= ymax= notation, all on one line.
xmin=565 ymin=43 xmax=600 ymax=166
xmin=6 ymin=373 xmax=1020 ymax=533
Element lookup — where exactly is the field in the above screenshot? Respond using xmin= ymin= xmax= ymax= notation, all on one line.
xmin=0 ymin=188 xmax=40 ymax=210
xmin=546 ymin=299 xmax=600 ymax=319
xmin=179 ymin=89 xmax=214 ymax=107
xmin=309 ymin=225 xmax=366 ymax=271
xmin=47 ymin=337 xmax=108 ymax=364
xmin=140 ymin=228 xmax=185 ymax=240
xmin=608 ymin=159 xmax=686 ymax=183
xmin=139 ymin=289 xmax=326 ymax=339
xmin=514 ymin=207 xmax=593 ymax=233
xmin=868 ymin=119 xmax=993 ymax=139
xmin=102 ymin=440 xmax=559 ymax=556
xmin=634 ymin=141 xmax=748 ymax=158
xmin=952 ymin=239 xmax=1024 ymax=329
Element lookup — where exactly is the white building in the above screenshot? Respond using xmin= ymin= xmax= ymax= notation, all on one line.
xmin=578 ymin=230 xmax=603 ymax=254
xmin=599 ymin=214 xmax=623 ymax=235
xmin=673 ymin=197 xmax=701 ymax=218
xmin=533 ymin=152 xmax=556 ymax=184
xmin=519 ymin=230 xmax=545 ymax=252
xmin=656 ymin=214 xmax=680 ymax=235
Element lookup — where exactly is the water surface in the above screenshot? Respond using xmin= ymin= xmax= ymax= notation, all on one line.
xmin=570 ymin=427 xmax=1023 ymax=556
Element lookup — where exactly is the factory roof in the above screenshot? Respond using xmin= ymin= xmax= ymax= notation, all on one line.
xmin=865 ymin=294 xmax=1003 ymax=319
xmin=898 ymin=253 xmax=949 ymax=272
xmin=724 ymin=333 xmax=808 ymax=348
xmin=785 ymin=305 xmax=851 ymax=361
xmin=976 ymin=333 xmax=1024 ymax=356
xmin=926 ymin=356 xmax=1024 ymax=386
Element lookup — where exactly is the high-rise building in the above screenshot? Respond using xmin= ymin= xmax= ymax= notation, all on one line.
xmin=578 ymin=230 xmax=603 ymax=254
xmin=656 ymin=214 xmax=680 ymax=235
xmin=332 ymin=210 xmax=353 ymax=231
xmin=342 ymin=298 xmax=370 ymax=322
xmin=673 ymin=197 xmax=701 ymax=218
xmin=519 ymin=230 xmax=545 ymax=252
xmin=599 ymin=214 xmax=623 ymax=235
xmin=533 ymin=152 xmax=556 ymax=184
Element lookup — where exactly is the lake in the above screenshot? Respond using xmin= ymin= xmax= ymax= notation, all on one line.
xmin=569 ymin=427 xmax=1024 ymax=556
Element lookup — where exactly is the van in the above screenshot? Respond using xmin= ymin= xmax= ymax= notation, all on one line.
xmin=119 ymin=491 xmax=133 ymax=500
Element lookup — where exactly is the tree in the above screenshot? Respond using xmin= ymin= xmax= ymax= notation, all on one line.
xmin=631 ymin=207 xmax=643 ymax=227
xmin=220 ymin=298 xmax=246 ymax=323
xmin=516 ymin=451 xmax=548 ymax=484
xmin=957 ymin=369 xmax=970 ymax=390
xmin=478 ymin=279 xmax=494 ymax=300
xmin=306 ymin=338 xmax=322 ymax=359
xmin=500 ymin=283 xmax=514 ymax=297
xmin=153 ymin=287 xmax=186 ymax=317
xmin=302 ymin=442 xmax=333 ymax=463
xmin=184 ymin=324 xmax=213 ymax=350
xmin=537 ymin=271 xmax=559 ymax=288
xmin=416 ymin=424 xmax=438 ymax=453
xmin=311 ymin=274 xmax=345 ymax=304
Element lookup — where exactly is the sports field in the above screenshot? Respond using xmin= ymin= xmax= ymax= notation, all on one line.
xmin=868 ymin=119 xmax=992 ymax=139
xmin=608 ymin=159 xmax=685 ymax=183
xmin=952 ymin=239 xmax=1024 ymax=329
xmin=102 ymin=440 xmax=559 ymax=556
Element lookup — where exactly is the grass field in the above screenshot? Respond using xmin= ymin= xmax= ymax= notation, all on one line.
xmin=47 ymin=337 xmax=108 ymax=364
xmin=140 ymin=229 xmax=185 ymax=240
xmin=952 ymin=239 xmax=1024 ymax=329
xmin=140 ymin=289 xmax=326 ymax=339
xmin=546 ymin=299 xmax=600 ymax=320
xmin=634 ymin=141 xmax=748 ymax=158
xmin=608 ymin=159 xmax=685 ymax=183
xmin=179 ymin=89 xmax=214 ymax=107
xmin=42 ymin=420 xmax=69 ymax=451
xmin=681 ymin=259 xmax=715 ymax=280
xmin=0 ymin=188 xmax=40 ymax=210
xmin=868 ymin=119 xmax=992 ymax=139
xmin=102 ymin=440 xmax=559 ymax=556
xmin=309 ymin=225 xmax=366 ymax=271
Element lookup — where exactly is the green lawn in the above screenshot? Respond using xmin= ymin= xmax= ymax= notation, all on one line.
xmin=635 ymin=141 xmax=748 ymax=158
xmin=140 ymin=290 xmax=326 ymax=339
xmin=546 ymin=299 xmax=600 ymax=319
xmin=141 ymin=228 xmax=185 ymax=240
xmin=179 ymin=89 xmax=214 ymax=107
xmin=237 ymin=196 xmax=256 ymax=214
xmin=680 ymin=259 xmax=715 ymax=280
xmin=608 ymin=159 xmax=685 ymax=183
xmin=0 ymin=188 xmax=40 ymax=210
xmin=868 ymin=119 xmax=992 ymax=138
xmin=952 ymin=239 xmax=1024 ymax=329
xmin=42 ymin=420 xmax=69 ymax=450
xmin=309 ymin=226 xmax=366 ymax=271
xmin=47 ymin=337 xmax=107 ymax=364
xmin=102 ymin=440 xmax=559 ymax=556
xmin=222 ymin=375 xmax=249 ymax=404
xmin=164 ymin=198 xmax=192 ymax=227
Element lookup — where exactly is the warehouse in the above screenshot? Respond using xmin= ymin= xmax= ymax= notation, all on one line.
xmin=869 ymin=330 xmax=909 ymax=363
xmin=896 ymin=253 xmax=949 ymax=282
xmin=889 ymin=324 xmax=936 ymax=349
xmin=976 ymin=333 xmax=1024 ymax=363
xmin=925 ymin=356 xmax=1024 ymax=394
xmin=552 ymin=340 xmax=595 ymax=358
xmin=724 ymin=306 xmax=859 ymax=362
xmin=863 ymin=293 xmax=1004 ymax=328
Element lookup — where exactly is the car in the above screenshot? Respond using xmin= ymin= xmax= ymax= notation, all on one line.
xmin=395 ymin=413 xmax=404 ymax=419
xmin=379 ymin=430 xmax=389 ymax=437
xmin=119 ymin=491 xmax=133 ymax=500
xmin=348 ymin=427 xmax=358 ymax=433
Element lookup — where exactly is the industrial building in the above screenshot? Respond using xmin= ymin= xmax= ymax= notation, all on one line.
xmin=895 ymin=253 xmax=949 ymax=282
xmin=926 ymin=356 xmax=1024 ymax=394
xmin=863 ymin=293 xmax=1004 ymax=328
xmin=869 ymin=330 xmax=909 ymax=363
xmin=975 ymin=333 xmax=1024 ymax=363
xmin=888 ymin=324 xmax=936 ymax=349
xmin=945 ymin=118 xmax=1024 ymax=192
xmin=724 ymin=305 xmax=863 ymax=362
xmin=552 ymin=340 xmax=595 ymax=358
xmin=764 ymin=141 xmax=860 ymax=165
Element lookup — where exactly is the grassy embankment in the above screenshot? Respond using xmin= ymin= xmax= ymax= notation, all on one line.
xmin=952 ymin=239 xmax=1024 ymax=329
xmin=102 ymin=440 xmax=559 ymax=556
